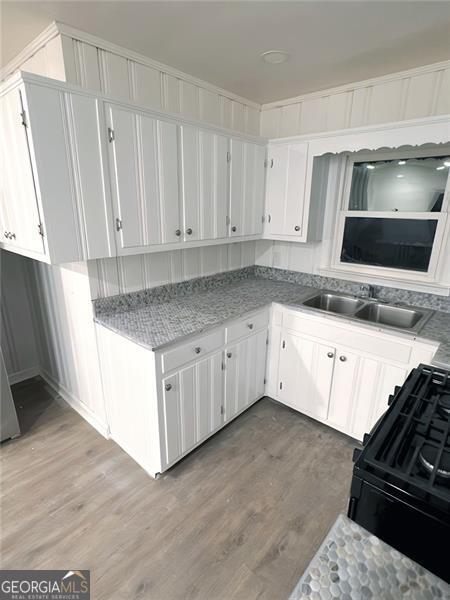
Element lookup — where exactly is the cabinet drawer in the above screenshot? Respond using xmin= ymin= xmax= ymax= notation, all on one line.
xmin=282 ymin=311 xmax=412 ymax=364
xmin=161 ymin=329 xmax=224 ymax=374
xmin=226 ymin=309 xmax=269 ymax=344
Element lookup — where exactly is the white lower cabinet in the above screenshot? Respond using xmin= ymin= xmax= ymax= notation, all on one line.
xmin=270 ymin=306 xmax=437 ymax=441
xmin=160 ymin=351 xmax=223 ymax=467
xmin=277 ymin=331 xmax=335 ymax=421
xmin=96 ymin=308 xmax=269 ymax=477
xmin=224 ymin=328 xmax=267 ymax=422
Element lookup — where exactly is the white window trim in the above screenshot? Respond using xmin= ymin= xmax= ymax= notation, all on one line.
xmin=326 ymin=148 xmax=450 ymax=290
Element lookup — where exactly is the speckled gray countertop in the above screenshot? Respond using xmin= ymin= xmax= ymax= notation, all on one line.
xmin=94 ymin=277 xmax=450 ymax=368
xmin=289 ymin=514 xmax=449 ymax=600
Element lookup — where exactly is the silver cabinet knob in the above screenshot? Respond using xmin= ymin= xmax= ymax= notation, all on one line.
xmin=247 ymin=323 xmax=254 ymax=329
xmin=194 ymin=347 xmax=201 ymax=354
xmin=175 ymin=229 xmax=181 ymax=237
xmin=165 ymin=383 xmax=172 ymax=391
xmin=186 ymin=228 xmax=193 ymax=235
xmin=294 ymin=225 xmax=300 ymax=232
xmin=339 ymin=356 xmax=347 ymax=362
xmin=231 ymin=226 xmax=237 ymax=232
xmin=10 ymin=233 xmax=15 ymax=240
xmin=4 ymin=231 xmax=8 ymax=238
xmin=327 ymin=352 xmax=334 ymax=358
xmin=227 ymin=352 xmax=232 ymax=358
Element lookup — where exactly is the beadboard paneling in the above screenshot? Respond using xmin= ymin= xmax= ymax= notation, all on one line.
xmin=88 ymin=241 xmax=257 ymax=299
xmin=62 ymin=37 xmax=259 ymax=135
xmin=261 ymin=62 xmax=450 ymax=138
xmin=29 ymin=260 xmax=107 ymax=430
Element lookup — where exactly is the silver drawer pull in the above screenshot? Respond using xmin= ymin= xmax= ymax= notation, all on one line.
xmin=194 ymin=347 xmax=201 ymax=354
xmin=247 ymin=323 xmax=254 ymax=329
xmin=339 ymin=356 xmax=347 ymax=362
xmin=227 ymin=352 xmax=232 ymax=358
xmin=165 ymin=383 xmax=172 ymax=391
xmin=327 ymin=352 xmax=334 ymax=358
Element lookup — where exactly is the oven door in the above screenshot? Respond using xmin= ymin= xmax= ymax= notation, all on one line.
xmin=349 ymin=478 xmax=449 ymax=582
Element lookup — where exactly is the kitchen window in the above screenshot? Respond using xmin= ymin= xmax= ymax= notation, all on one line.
xmin=331 ymin=149 xmax=450 ymax=284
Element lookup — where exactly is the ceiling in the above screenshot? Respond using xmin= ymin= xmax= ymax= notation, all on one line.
xmin=2 ymin=1 xmax=450 ymax=104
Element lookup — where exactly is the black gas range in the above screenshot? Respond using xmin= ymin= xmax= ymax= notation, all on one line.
xmin=348 ymin=364 xmax=450 ymax=583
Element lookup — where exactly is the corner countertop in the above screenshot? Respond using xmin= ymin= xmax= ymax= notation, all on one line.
xmin=289 ymin=514 xmax=449 ymax=599
xmin=93 ymin=276 xmax=450 ymax=368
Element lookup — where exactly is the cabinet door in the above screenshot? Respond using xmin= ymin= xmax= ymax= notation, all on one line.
xmin=160 ymin=351 xmax=223 ymax=467
xmin=180 ymin=126 xmax=228 ymax=242
xmin=107 ymin=104 xmax=180 ymax=253
xmin=229 ymin=139 xmax=266 ymax=237
xmin=0 ymin=88 xmax=44 ymax=254
xmin=265 ymin=143 xmax=308 ymax=238
xmin=277 ymin=330 xmax=335 ymax=420
xmin=328 ymin=346 xmax=408 ymax=441
xmin=224 ymin=329 xmax=267 ymax=422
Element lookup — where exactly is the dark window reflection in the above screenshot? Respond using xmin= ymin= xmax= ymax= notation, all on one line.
xmin=341 ymin=218 xmax=437 ymax=272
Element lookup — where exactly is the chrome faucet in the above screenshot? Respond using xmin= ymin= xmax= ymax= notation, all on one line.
xmin=359 ymin=283 xmax=376 ymax=299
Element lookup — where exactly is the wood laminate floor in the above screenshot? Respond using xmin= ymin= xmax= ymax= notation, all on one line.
xmin=1 ymin=377 xmax=355 ymax=600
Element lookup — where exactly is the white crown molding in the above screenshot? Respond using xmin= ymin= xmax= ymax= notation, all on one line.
xmin=56 ymin=22 xmax=261 ymax=109
xmin=0 ymin=21 xmax=60 ymax=80
xmin=261 ymin=60 xmax=450 ymax=111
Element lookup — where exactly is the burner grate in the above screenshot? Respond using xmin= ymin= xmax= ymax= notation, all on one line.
xmin=360 ymin=364 xmax=450 ymax=505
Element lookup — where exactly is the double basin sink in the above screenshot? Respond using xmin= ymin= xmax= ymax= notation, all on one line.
xmin=302 ymin=292 xmax=433 ymax=334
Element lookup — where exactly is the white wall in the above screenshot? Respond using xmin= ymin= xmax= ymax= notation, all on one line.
xmin=88 ymin=241 xmax=257 ymax=299
xmin=261 ymin=61 xmax=450 ymax=138
xmin=258 ymin=62 xmax=450 ymax=291
xmin=0 ymin=252 xmax=40 ymax=383
xmin=29 ymin=260 xmax=108 ymax=433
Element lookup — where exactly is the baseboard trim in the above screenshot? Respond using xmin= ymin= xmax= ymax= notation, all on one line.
xmin=39 ymin=369 xmax=110 ymax=439
xmin=8 ymin=366 xmax=41 ymax=385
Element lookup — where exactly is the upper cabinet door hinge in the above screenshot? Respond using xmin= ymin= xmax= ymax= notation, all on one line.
xmin=282 ymin=340 xmax=286 ymax=349
xmin=225 ymin=215 xmax=231 ymax=226
xmin=108 ymin=127 xmax=115 ymax=143
xmin=38 ymin=223 xmax=44 ymax=237
xmin=115 ymin=218 xmax=122 ymax=231
xmin=20 ymin=109 xmax=28 ymax=128
xmin=279 ymin=381 xmax=283 ymax=390
xmin=226 ymin=151 xmax=231 ymax=163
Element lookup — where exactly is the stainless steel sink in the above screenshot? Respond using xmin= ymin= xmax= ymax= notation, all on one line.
xmin=354 ymin=303 xmax=426 ymax=330
xmin=302 ymin=293 xmax=365 ymax=315
xmin=301 ymin=291 xmax=433 ymax=333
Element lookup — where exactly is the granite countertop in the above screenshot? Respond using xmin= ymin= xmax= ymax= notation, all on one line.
xmin=94 ymin=276 xmax=450 ymax=368
xmin=289 ymin=514 xmax=449 ymax=600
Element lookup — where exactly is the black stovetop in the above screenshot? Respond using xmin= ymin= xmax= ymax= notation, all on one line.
xmin=355 ymin=364 xmax=450 ymax=511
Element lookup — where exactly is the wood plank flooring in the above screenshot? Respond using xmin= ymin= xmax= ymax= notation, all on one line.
xmin=1 ymin=377 xmax=355 ymax=600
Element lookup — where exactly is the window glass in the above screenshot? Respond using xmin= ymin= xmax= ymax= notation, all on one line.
xmin=349 ymin=156 xmax=448 ymax=212
xmin=340 ymin=217 xmax=438 ymax=272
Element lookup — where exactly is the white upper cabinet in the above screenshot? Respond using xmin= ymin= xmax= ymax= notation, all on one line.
xmin=0 ymin=76 xmax=114 ymax=263
xmin=229 ymin=139 xmax=266 ymax=238
xmin=1 ymin=72 xmax=267 ymax=263
xmin=264 ymin=142 xmax=309 ymax=239
xmin=107 ymin=104 xmax=181 ymax=253
xmin=180 ymin=126 xmax=228 ymax=242
xmin=0 ymin=88 xmax=44 ymax=256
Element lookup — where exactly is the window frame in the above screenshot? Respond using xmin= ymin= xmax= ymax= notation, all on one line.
xmin=330 ymin=147 xmax=450 ymax=284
